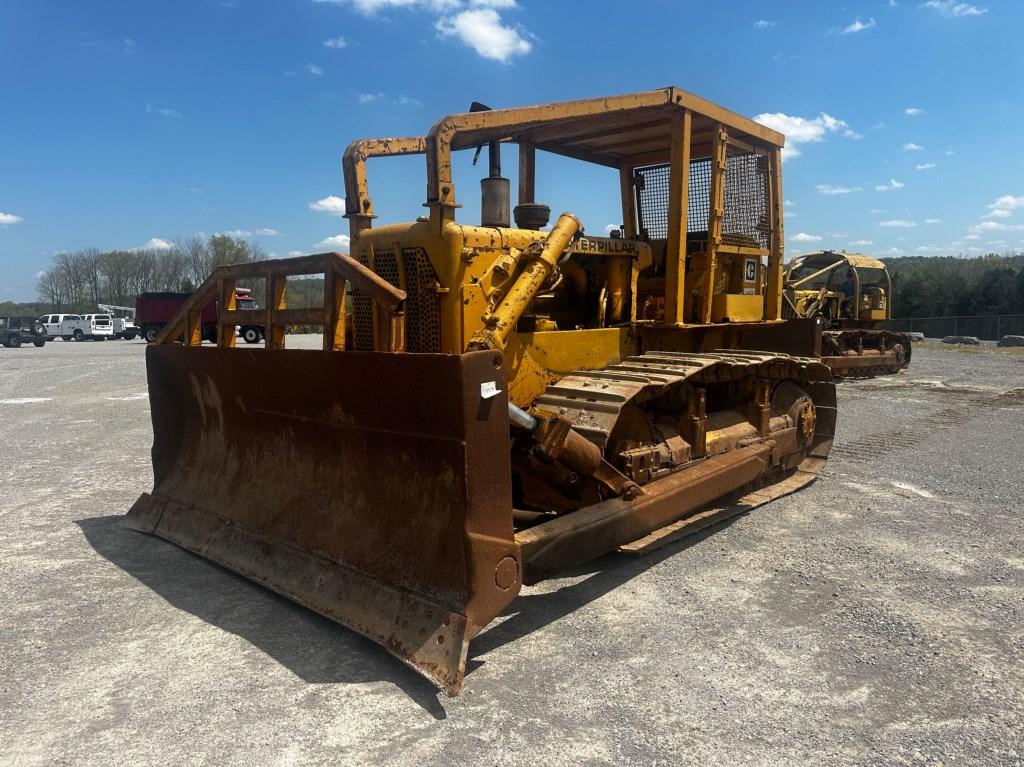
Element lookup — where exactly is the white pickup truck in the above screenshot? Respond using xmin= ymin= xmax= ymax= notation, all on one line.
xmin=39 ymin=313 xmax=116 ymax=341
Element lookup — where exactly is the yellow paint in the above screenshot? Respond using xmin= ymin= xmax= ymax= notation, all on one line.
xmin=504 ymin=328 xmax=634 ymax=406
xmin=336 ymin=88 xmax=794 ymax=404
xmin=710 ymin=294 xmax=765 ymax=323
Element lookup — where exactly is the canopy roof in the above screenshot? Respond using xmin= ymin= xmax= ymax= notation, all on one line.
xmin=430 ymin=87 xmax=785 ymax=169
xmin=796 ymin=251 xmax=886 ymax=271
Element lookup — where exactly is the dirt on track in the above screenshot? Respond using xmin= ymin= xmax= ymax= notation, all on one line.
xmin=1 ymin=337 xmax=1022 ymax=766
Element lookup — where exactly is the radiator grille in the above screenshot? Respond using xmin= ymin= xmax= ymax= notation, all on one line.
xmin=352 ymin=247 xmax=441 ymax=353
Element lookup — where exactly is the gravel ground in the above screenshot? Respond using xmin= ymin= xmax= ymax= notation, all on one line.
xmin=1 ymin=337 xmax=1022 ymax=766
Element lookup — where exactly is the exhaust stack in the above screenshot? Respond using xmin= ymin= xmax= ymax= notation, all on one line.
xmin=472 ymin=101 xmax=510 ymax=228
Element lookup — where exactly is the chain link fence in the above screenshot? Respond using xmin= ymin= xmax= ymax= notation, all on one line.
xmin=881 ymin=315 xmax=1024 ymax=340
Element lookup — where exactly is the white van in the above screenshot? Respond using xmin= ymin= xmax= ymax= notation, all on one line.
xmin=39 ymin=314 xmax=82 ymax=341
xmin=77 ymin=314 xmax=115 ymax=340
xmin=40 ymin=313 xmax=118 ymax=340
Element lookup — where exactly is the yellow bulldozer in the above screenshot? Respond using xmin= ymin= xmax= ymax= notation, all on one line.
xmin=126 ymin=87 xmax=836 ymax=695
xmin=784 ymin=250 xmax=912 ymax=377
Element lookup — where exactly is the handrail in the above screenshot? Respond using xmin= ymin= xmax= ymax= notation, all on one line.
xmin=154 ymin=251 xmax=407 ymax=352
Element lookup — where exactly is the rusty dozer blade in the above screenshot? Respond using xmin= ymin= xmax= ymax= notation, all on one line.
xmin=126 ymin=346 xmax=521 ymax=696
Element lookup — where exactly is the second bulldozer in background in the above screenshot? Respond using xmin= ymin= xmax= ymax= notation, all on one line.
xmin=785 ymin=250 xmax=912 ymax=377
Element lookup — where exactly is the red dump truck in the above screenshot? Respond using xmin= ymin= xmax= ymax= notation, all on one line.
xmin=136 ymin=289 xmax=264 ymax=343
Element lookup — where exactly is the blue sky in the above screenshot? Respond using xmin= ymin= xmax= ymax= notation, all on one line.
xmin=2 ymin=0 xmax=1022 ymax=301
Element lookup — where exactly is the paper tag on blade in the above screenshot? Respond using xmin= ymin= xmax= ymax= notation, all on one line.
xmin=480 ymin=381 xmax=500 ymax=399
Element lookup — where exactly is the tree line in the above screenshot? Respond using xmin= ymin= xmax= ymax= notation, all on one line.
xmin=886 ymin=253 xmax=1024 ymax=318
xmin=31 ymin=235 xmax=266 ymax=313
xmin=5 ymin=245 xmax=1024 ymax=321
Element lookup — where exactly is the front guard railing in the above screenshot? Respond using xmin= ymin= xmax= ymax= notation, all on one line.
xmin=154 ymin=251 xmax=407 ymax=352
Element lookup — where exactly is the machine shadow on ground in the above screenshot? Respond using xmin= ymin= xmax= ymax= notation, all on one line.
xmin=466 ymin=520 xmax=739 ymax=668
xmin=77 ymin=515 xmax=449 ymax=719
xmin=78 ymin=512 xmax=741 ymax=716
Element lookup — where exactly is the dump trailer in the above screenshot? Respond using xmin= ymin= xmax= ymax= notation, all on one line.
xmin=784 ymin=250 xmax=911 ymax=377
xmin=126 ymin=87 xmax=836 ymax=695
xmin=136 ymin=290 xmax=264 ymax=344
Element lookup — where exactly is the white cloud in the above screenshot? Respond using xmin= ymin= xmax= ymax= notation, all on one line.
xmin=604 ymin=224 xmax=618 ymax=234
xmin=784 ymin=199 xmax=795 ymax=207
xmin=139 ymin=238 xmax=174 ymax=251
xmin=357 ymin=92 xmax=421 ymax=106
xmin=816 ymin=184 xmax=861 ymax=195
xmin=306 ymin=63 xmax=323 ymax=76
xmin=287 ymin=250 xmax=305 ymax=256
xmin=964 ymin=234 xmax=981 ymax=240
xmin=314 ymin=234 xmax=352 ymax=251
xmin=123 ymin=37 xmax=137 ymax=55
xmin=920 ymin=1 xmax=987 ymax=18
xmin=915 ymin=162 xmax=936 ymax=170
xmin=791 ymin=233 xmax=823 ymax=243
xmin=841 ymin=17 xmax=876 ymax=33
xmin=915 ymin=244 xmax=946 ymax=253
xmin=754 ymin=19 xmax=775 ymax=28
xmin=883 ymin=246 xmax=905 ymax=255
xmin=471 ymin=0 xmax=519 ymax=7
xmin=988 ymin=195 xmax=1024 ymax=211
xmin=902 ymin=142 xmax=923 ymax=151
xmin=879 ymin=219 xmax=916 ymax=228
xmin=843 ymin=129 xmax=863 ymax=140
xmin=435 ymin=8 xmax=531 ymax=62
xmin=848 ymin=239 xmax=874 ymax=246
xmin=309 ymin=195 xmax=348 ymax=216
xmin=752 ymin=112 xmax=851 ymax=159
xmin=971 ymin=221 xmax=1024 ymax=233
xmin=323 ymin=36 xmax=348 ymax=48
xmin=220 ymin=229 xmax=252 ymax=237
xmin=254 ymin=228 xmax=281 ymax=236
xmin=904 ymin=107 xmax=925 ymax=116
xmin=925 ymin=218 xmax=942 ymax=224
xmin=316 ymin=0 xmax=462 ymax=14
xmin=875 ymin=179 xmax=905 ymax=192
xmin=985 ymin=240 xmax=1007 ymax=246
xmin=146 ymin=104 xmax=182 ymax=118
xmin=0 ymin=212 xmax=23 ymax=226
xmin=984 ymin=209 xmax=1011 ymax=219
xmin=944 ymin=149 xmax=956 ymax=156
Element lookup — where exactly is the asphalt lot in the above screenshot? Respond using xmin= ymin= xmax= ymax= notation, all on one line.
xmin=1 ymin=337 xmax=1022 ymax=766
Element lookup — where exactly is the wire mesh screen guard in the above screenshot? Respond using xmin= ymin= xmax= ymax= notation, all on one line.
xmin=635 ymin=153 xmax=770 ymax=249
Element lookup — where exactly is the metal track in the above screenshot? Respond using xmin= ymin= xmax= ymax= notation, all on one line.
xmin=518 ymin=350 xmax=837 ymax=580
xmin=823 ymin=330 xmax=912 ymax=379
xmin=533 ymin=349 xmax=832 ymax=448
